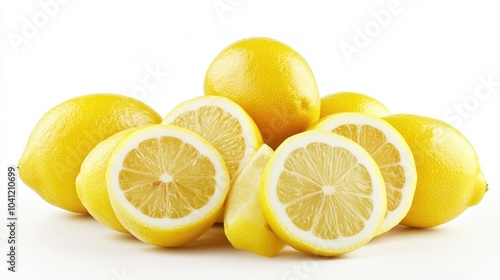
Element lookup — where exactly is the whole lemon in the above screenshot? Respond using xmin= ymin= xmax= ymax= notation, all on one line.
xmin=383 ymin=114 xmax=487 ymax=227
xmin=320 ymin=92 xmax=390 ymax=118
xmin=19 ymin=94 xmax=161 ymax=213
xmin=204 ymin=37 xmax=320 ymax=150
xmin=76 ymin=127 xmax=144 ymax=233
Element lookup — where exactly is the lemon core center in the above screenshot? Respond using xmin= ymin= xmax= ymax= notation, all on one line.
xmin=322 ymin=185 xmax=336 ymax=195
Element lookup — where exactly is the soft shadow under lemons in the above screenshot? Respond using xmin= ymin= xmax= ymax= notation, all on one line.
xmin=58 ymin=213 xmax=234 ymax=252
xmin=144 ymin=224 xmax=234 ymax=254
xmin=370 ymin=225 xmax=447 ymax=244
xmin=56 ymin=212 xmax=450 ymax=258
xmin=55 ymin=211 xmax=93 ymax=221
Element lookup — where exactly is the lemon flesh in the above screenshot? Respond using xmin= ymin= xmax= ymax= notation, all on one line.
xmin=260 ymin=130 xmax=386 ymax=256
xmin=107 ymin=125 xmax=229 ymax=247
xmin=311 ymin=113 xmax=417 ymax=234
xmin=162 ymin=96 xmax=263 ymax=223
xmin=162 ymin=96 xmax=262 ymax=180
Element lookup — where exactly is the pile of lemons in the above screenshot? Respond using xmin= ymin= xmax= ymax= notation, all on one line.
xmin=19 ymin=37 xmax=487 ymax=257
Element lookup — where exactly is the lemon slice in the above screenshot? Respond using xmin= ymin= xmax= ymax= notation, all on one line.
xmin=162 ymin=96 xmax=263 ymax=222
xmin=311 ymin=113 xmax=417 ymax=234
xmin=260 ymin=130 xmax=386 ymax=256
xmin=224 ymin=144 xmax=286 ymax=257
xmin=162 ymin=96 xmax=263 ymax=179
xmin=107 ymin=125 xmax=230 ymax=247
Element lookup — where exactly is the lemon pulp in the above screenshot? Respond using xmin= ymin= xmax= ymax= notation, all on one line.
xmin=331 ymin=124 xmax=404 ymax=213
xmin=260 ymin=130 xmax=386 ymax=256
xmin=118 ymin=136 xmax=217 ymax=219
xmin=167 ymin=106 xmax=245 ymax=176
xmin=278 ymin=143 xmax=374 ymax=238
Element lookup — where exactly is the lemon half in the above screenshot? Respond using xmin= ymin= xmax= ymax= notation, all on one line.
xmin=260 ymin=130 xmax=386 ymax=256
xmin=311 ymin=113 xmax=417 ymax=234
xmin=162 ymin=96 xmax=262 ymax=180
xmin=107 ymin=125 xmax=230 ymax=247
xmin=162 ymin=96 xmax=263 ymax=222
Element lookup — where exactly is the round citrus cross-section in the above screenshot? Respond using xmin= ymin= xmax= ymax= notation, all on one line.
xmin=260 ymin=130 xmax=386 ymax=256
xmin=162 ymin=96 xmax=262 ymax=180
xmin=311 ymin=113 xmax=417 ymax=234
xmin=107 ymin=125 xmax=230 ymax=247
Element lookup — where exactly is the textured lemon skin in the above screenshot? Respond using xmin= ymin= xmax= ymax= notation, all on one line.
xmin=18 ymin=94 xmax=161 ymax=213
xmin=76 ymin=127 xmax=145 ymax=233
xmin=320 ymin=92 xmax=390 ymax=119
xmin=111 ymin=200 xmax=223 ymax=247
xmin=204 ymin=37 xmax=320 ymax=150
xmin=224 ymin=219 xmax=286 ymax=257
xmin=383 ymin=114 xmax=487 ymax=228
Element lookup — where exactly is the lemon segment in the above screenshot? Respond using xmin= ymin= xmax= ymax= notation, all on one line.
xmin=224 ymin=144 xmax=285 ymax=257
xmin=107 ymin=125 xmax=229 ymax=247
xmin=260 ymin=130 xmax=386 ymax=256
xmin=311 ymin=113 xmax=417 ymax=234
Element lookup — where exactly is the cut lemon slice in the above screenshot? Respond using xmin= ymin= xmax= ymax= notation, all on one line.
xmin=162 ymin=96 xmax=263 ymax=179
xmin=162 ymin=96 xmax=263 ymax=222
xmin=311 ymin=112 xmax=417 ymax=234
xmin=107 ymin=125 xmax=229 ymax=247
xmin=224 ymin=144 xmax=285 ymax=257
xmin=260 ymin=130 xmax=386 ymax=256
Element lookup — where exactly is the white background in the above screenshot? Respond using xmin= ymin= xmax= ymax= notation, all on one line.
xmin=1 ymin=0 xmax=500 ymax=279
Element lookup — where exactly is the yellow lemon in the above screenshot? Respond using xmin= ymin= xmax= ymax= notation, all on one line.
xmin=260 ymin=130 xmax=386 ymax=256
xmin=311 ymin=113 xmax=417 ymax=234
xmin=76 ymin=127 xmax=146 ymax=233
xmin=321 ymin=92 xmax=390 ymax=118
xmin=107 ymin=125 xmax=230 ymax=247
xmin=19 ymin=94 xmax=161 ymax=213
xmin=383 ymin=114 xmax=487 ymax=227
xmin=204 ymin=37 xmax=320 ymax=150
xmin=224 ymin=144 xmax=285 ymax=257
